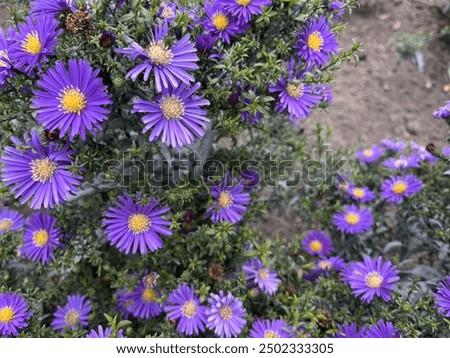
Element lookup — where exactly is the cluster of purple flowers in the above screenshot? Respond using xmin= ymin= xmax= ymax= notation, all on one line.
xmin=0 ymin=208 xmax=62 ymax=264
xmin=335 ymin=320 xmax=399 ymax=338
xmin=330 ymin=138 xmax=435 ymax=236
xmin=269 ymin=6 xmax=343 ymax=124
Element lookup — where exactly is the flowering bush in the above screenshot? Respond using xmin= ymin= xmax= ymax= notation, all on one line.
xmin=0 ymin=0 xmax=449 ymax=339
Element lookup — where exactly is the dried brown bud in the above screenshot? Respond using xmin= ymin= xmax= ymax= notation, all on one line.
xmin=318 ymin=309 xmax=332 ymax=329
xmin=285 ymin=285 xmax=297 ymax=296
xmin=65 ymin=10 xmax=93 ymax=35
xmin=208 ymin=263 xmax=224 ymax=282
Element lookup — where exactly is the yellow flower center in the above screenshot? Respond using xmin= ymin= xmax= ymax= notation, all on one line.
xmin=146 ymin=40 xmax=173 ymax=65
xmin=264 ymin=330 xmax=281 ymax=338
xmin=160 ymin=95 xmax=185 ymax=120
xmin=392 ymin=182 xmax=408 ymax=195
xmin=0 ymin=50 xmax=9 ymax=67
xmin=181 ymin=300 xmax=197 ymax=318
xmin=0 ymin=307 xmax=15 ymax=323
xmin=65 ymin=309 xmax=80 ymax=326
xmin=0 ymin=218 xmax=14 ymax=232
xmin=141 ymin=288 xmax=157 ymax=302
xmin=363 ymin=149 xmax=373 ymax=158
xmin=219 ymin=305 xmax=233 ymax=320
xmin=345 ymin=213 xmax=360 ymax=225
xmin=212 ymin=13 xmax=229 ymax=31
xmin=22 ymin=31 xmax=42 ymax=55
xmin=218 ymin=191 xmax=233 ymax=209
xmin=60 ymin=87 xmax=87 ymax=114
xmin=286 ymin=83 xmax=304 ymax=99
xmin=33 ymin=229 xmax=50 ymax=247
xmin=352 ymin=188 xmax=365 ymax=199
xmin=160 ymin=4 xmax=175 ymax=18
xmin=31 ymin=158 xmax=57 ymax=183
xmin=309 ymin=240 xmax=323 ymax=253
xmin=128 ymin=214 xmax=151 ymax=235
xmin=236 ymin=0 xmax=252 ymax=5
xmin=365 ymin=271 xmax=384 ymax=289
xmin=319 ymin=260 xmax=332 ymax=270
xmin=307 ymin=31 xmax=324 ymax=52
xmin=258 ymin=268 xmax=270 ymax=280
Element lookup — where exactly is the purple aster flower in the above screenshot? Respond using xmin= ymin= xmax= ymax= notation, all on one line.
xmin=294 ymin=16 xmax=339 ymax=66
xmin=382 ymin=155 xmax=421 ymax=171
xmin=86 ymin=325 xmax=112 ymax=338
xmin=127 ymin=285 xmax=162 ymax=319
xmin=202 ymin=1 xmax=245 ymax=44
xmin=51 ymin=295 xmax=91 ymax=332
xmin=164 ymin=283 xmax=207 ymax=336
xmin=435 ymin=276 xmax=450 ymax=317
xmin=302 ymin=230 xmax=333 ymax=256
xmin=21 ymin=212 xmax=61 ymax=264
xmin=241 ymin=169 xmax=260 ymax=190
xmin=0 ymin=209 xmax=25 ymax=236
xmin=329 ymin=0 xmax=346 ymax=21
xmin=158 ymin=2 xmax=177 ymax=22
xmin=103 ymin=193 xmax=172 ymax=255
xmin=32 ymin=59 xmax=112 ymax=140
xmin=117 ymin=22 xmax=198 ymax=92
xmin=340 ymin=261 xmax=361 ymax=284
xmin=380 ymin=139 xmax=406 ymax=153
xmin=196 ymin=33 xmax=216 ymax=54
xmin=316 ymin=256 xmax=346 ymax=274
xmin=242 ymin=259 xmax=280 ymax=295
xmin=30 ymin=0 xmax=74 ymax=15
xmin=380 ymin=174 xmax=423 ymax=205
xmin=205 ymin=173 xmax=250 ymax=224
xmin=347 ymin=185 xmax=376 ymax=203
xmin=411 ymin=142 xmax=439 ymax=165
xmin=249 ymin=319 xmax=294 ymax=338
xmin=8 ymin=15 xmax=62 ymax=75
xmin=365 ymin=320 xmax=399 ymax=338
xmin=346 ymin=256 xmax=399 ymax=303
xmin=115 ymin=289 xmax=134 ymax=319
xmin=443 ymin=146 xmax=450 ymax=157
xmin=86 ymin=325 xmax=124 ymax=338
xmin=334 ymin=322 xmax=366 ymax=338
xmin=356 ymin=145 xmax=384 ymax=164
xmin=269 ymin=60 xmax=322 ymax=124
xmin=0 ymin=28 xmax=14 ymax=88
xmin=217 ymin=0 xmax=272 ymax=25
xmin=206 ymin=291 xmax=247 ymax=338
xmin=132 ymin=82 xmax=210 ymax=149
xmin=0 ymin=130 xmax=82 ymax=209
xmin=0 ymin=292 xmax=32 ymax=337
xmin=433 ymin=101 xmax=450 ymax=120
xmin=317 ymin=84 xmax=333 ymax=104
xmin=332 ymin=205 xmax=373 ymax=234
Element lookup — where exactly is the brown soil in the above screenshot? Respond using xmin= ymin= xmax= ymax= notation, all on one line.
xmin=306 ymin=0 xmax=450 ymax=149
